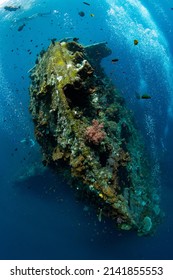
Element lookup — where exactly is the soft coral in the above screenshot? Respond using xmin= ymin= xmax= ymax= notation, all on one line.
xmin=85 ymin=119 xmax=106 ymax=145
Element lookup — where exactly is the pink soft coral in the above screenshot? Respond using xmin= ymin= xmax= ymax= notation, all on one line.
xmin=85 ymin=119 xmax=106 ymax=145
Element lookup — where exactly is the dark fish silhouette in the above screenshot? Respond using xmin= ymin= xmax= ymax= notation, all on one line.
xmin=136 ymin=92 xmax=151 ymax=99
xmin=78 ymin=11 xmax=85 ymax=17
xmin=18 ymin=23 xmax=26 ymax=32
xmin=134 ymin=39 xmax=138 ymax=45
xmin=140 ymin=94 xmax=151 ymax=99
xmin=83 ymin=2 xmax=90 ymax=6
xmin=4 ymin=6 xmax=21 ymax=12
xmin=73 ymin=37 xmax=79 ymax=42
xmin=112 ymin=58 xmax=119 ymax=63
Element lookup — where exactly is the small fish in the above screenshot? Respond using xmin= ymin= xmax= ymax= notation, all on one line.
xmin=30 ymin=139 xmax=35 ymax=147
xmin=98 ymin=208 xmax=102 ymax=222
xmin=140 ymin=94 xmax=151 ymax=99
xmin=78 ymin=11 xmax=85 ymax=17
xmin=20 ymin=138 xmax=35 ymax=147
xmin=111 ymin=58 xmax=119 ymax=63
xmin=83 ymin=2 xmax=90 ymax=6
xmin=134 ymin=39 xmax=138 ymax=45
xmin=73 ymin=37 xmax=79 ymax=42
xmin=4 ymin=5 xmax=21 ymax=12
xmin=20 ymin=139 xmax=26 ymax=144
xmin=18 ymin=23 xmax=26 ymax=32
xmin=90 ymin=13 xmax=95 ymax=17
xmin=136 ymin=93 xmax=151 ymax=99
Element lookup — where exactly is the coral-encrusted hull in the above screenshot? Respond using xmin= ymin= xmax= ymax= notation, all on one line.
xmin=29 ymin=40 xmax=161 ymax=235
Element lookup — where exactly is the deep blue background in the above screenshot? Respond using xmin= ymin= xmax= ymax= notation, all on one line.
xmin=0 ymin=0 xmax=173 ymax=259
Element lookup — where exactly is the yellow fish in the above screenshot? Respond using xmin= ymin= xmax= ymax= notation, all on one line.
xmin=90 ymin=13 xmax=95 ymax=17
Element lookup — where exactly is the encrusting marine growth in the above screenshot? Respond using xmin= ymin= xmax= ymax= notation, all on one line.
xmin=29 ymin=39 xmax=161 ymax=235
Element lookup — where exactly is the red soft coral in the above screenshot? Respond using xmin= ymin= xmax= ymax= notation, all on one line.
xmin=85 ymin=119 xmax=106 ymax=145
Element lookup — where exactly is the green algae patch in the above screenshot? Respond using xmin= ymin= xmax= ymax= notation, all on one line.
xmin=29 ymin=40 xmax=161 ymax=235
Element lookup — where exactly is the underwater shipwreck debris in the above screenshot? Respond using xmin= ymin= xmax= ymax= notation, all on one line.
xmin=29 ymin=39 xmax=161 ymax=235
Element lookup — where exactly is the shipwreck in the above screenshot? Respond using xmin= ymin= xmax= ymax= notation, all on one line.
xmin=29 ymin=40 xmax=161 ymax=235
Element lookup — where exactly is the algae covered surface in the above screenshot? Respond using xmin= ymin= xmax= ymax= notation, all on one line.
xmin=29 ymin=40 xmax=161 ymax=235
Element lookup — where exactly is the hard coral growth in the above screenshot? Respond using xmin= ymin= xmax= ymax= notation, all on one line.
xmin=29 ymin=40 xmax=161 ymax=235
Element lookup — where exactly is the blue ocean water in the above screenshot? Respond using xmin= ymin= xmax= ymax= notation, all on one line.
xmin=0 ymin=0 xmax=173 ymax=259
